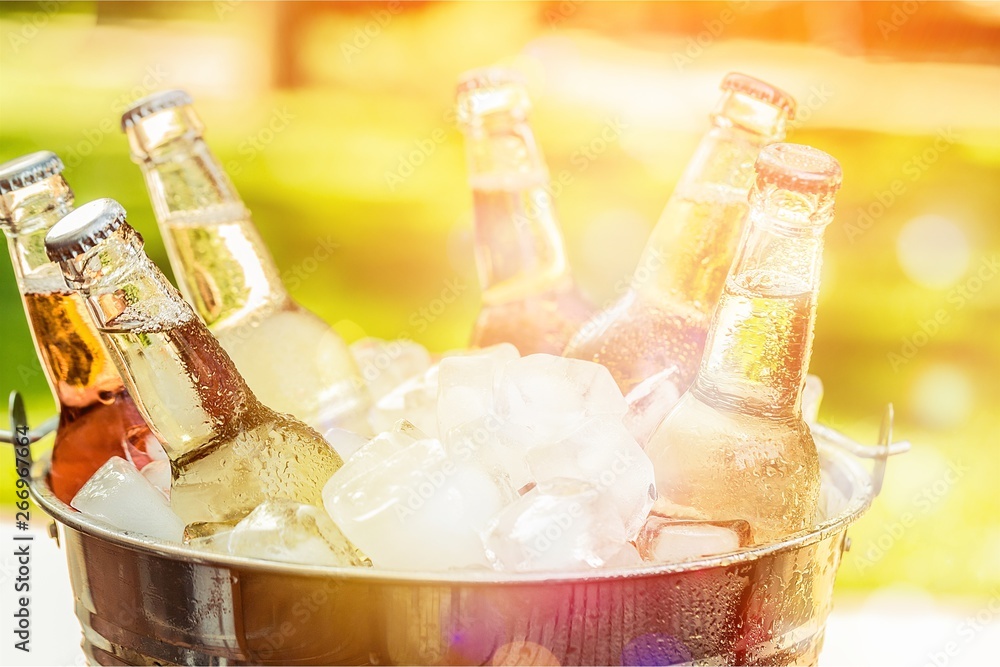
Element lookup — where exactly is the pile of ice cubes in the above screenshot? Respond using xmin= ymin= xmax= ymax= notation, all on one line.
xmin=70 ymin=339 xmax=761 ymax=572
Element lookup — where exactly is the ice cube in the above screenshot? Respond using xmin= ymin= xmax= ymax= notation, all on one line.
xmin=482 ymin=478 xmax=629 ymax=572
xmin=336 ymin=420 xmax=426 ymax=487
xmin=324 ymin=438 xmax=514 ymax=570
xmin=368 ymin=364 xmax=440 ymax=437
xmin=125 ymin=430 xmax=167 ymax=470
xmin=635 ymin=515 xmax=752 ymax=563
xmin=392 ymin=418 xmax=430 ymax=440
xmin=494 ymin=354 xmax=627 ymax=445
xmin=623 ymin=368 xmax=681 ymax=447
xmin=321 ymin=427 xmax=369 ymax=461
xmin=444 ymin=414 xmax=533 ymax=493
xmin=190 ymin=500 xmax=370 ymax=567
xmin=525 ymin=417 xmax=655 ymax=538
xmin=351 ymin=337 xmax=432 ymax=401
xmin=650 ymin=496 xmax=708 ymax=521
xmin=815 ymin=467 xmax=848 ymax=522
xmin=437 ymin=343 xmax=519 ymax=434
xmin=140 ymin=459 xmax=171 ymax=499
xmin=803 ymin=374 xmax=824 ymax=425
xmin=606 ymin=542 xmax=643 ymax=567
xmin=72 ymin=457 xmax=185 ymax=542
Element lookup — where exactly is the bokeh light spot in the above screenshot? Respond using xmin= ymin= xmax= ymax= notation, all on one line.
xmin=909 ymin=362 xmax=974 ymax=429
xmin=896 ymin=214 xmax=971 ymax=289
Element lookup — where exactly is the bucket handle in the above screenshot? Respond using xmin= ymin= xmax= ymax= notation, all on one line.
xmin=0 ymin=391 xmax=58 ymax=452
xmin=811 ymin=403 xmax=909 ymax=497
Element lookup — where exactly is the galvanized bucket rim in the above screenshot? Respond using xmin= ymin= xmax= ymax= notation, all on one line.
xmin=29 ymin=434 xmax=875 ymax=585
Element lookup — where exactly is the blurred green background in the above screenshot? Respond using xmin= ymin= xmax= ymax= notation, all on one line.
xmin=1 ymin=0 xmax=998 ymax=605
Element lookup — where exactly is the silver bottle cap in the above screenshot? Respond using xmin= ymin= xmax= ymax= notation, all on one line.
xmin=0 ymin=151 xmax=64 ymax=195
xmin=45 ymin=198 xmax=128 ymax=262
xmin=120 ymin=89 xmax=194 ymax=131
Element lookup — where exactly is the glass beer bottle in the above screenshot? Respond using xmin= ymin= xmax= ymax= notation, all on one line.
xmin=645 ymin=143 xmax=842 ymax=544
xmin=0 ymin=152 xmax=154 ymax=503
xmin=456 ymin=68 xmax=594 ymax=355
xmin=45 ymin=199 xmax=347 ymax=524
xmin=565 ymin=73 xmax=796 ymax=398
xmin=120 ymin=90 xmax=369 ymax=434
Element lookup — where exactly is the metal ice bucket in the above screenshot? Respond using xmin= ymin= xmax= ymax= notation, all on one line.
xmin=12 ymin=393 xmax=906 ymax=666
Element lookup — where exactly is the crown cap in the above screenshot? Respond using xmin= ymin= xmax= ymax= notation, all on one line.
xmin=45 ymin=198 xmax=129 ymax=262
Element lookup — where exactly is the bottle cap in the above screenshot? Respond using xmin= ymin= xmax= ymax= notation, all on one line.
xmin=456 ymin=67 xmax=526 ymax=96
xmin=721 ymin=73 xmax=797 ymax=120
xmin=754 ymin=143 xmax=842 ymax=195
xmin=455 ymin=67 xmax=531 ymax=124
xmin=45 ymin=198 xmax=129 ymax=262
xmin=120 ymin=89 xmax=194 ymax=131
xmin=0 ymin=151 xmax=64 ymax=195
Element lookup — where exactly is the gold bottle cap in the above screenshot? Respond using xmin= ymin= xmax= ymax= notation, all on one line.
xmin=755 ymin=143 xmax=842 ymax=195
xmin=120 ymin=89 xmax=194 ymax=131
xmin=0 ymin=151 xmax=64 ymax=196
xmin=721 ymin=73 xmax=797 ymax=120
xmin=45 ymin=198 xmax=129 ymax=262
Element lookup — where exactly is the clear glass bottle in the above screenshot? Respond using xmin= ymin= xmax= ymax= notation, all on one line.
xmin=0 ymin=152 xmax=154 ymax=503
xmin=645 ymin=143 xmax=842 ymax=544
xmin=45 ymin=199 xmax=348 ymax=525
xmin=120 ymin=90 xmax=369 ymax=434
xmin=456 ymin=68 xmax=595 ymax=355
xmin=565 ymin=73 xmax=796 ymax=398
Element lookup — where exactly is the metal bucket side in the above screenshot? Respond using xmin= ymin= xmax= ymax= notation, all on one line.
xmin=29 ymin=438 xmax=875 ymax=666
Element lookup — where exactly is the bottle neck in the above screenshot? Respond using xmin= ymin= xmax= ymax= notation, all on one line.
xmin=693 ymin=193 xmax=829 ymax=419
xmin=463 ymin=116 xmax=571 ymax=301
xmin=1 ymin=177 xmax=75 ymax=291
xmin=66 ymin=232 xmax=258 ymax=457
xmin=2 ymin=182 xmax=126 ymax=409
xmin=633 ymin=103 xmax=786 ymax=315
xmin=130 ymin=131 xmax=288 ymax=326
